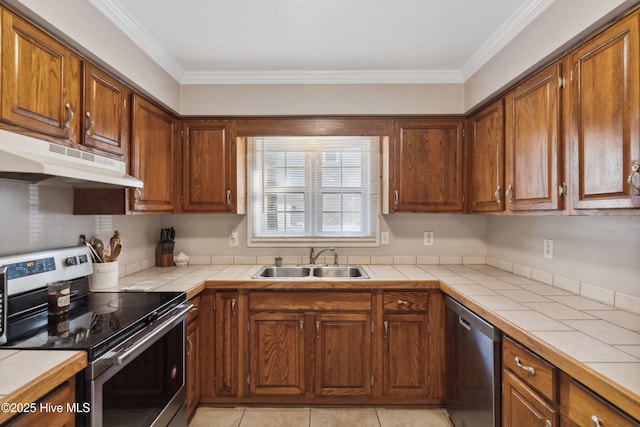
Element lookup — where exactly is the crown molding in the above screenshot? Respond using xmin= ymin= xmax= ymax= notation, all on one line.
xmin=460 ymin=0 xmax=556 ymax=80
xmin=89 ymin=0 xmax=184 ymax=82
xmin=91 ymin=0 xmax=554 ymax=85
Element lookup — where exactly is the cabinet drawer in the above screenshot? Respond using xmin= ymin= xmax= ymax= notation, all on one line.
xmin=567 ymin=380 xmax=637 ymax=427
xmin=383 ymin=291 xmax=428 ymax=312
xmin=250 ymin=291 xmax=371 ymax=312
xmin=503 ymin=336 xmax=557 ymax=402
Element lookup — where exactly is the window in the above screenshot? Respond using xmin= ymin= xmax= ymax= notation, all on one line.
xmin=248 ymin=136 xmax=380 ymax=246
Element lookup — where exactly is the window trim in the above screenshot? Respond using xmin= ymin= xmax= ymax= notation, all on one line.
xmin=247 ymin=136 xmax=381 ymax=248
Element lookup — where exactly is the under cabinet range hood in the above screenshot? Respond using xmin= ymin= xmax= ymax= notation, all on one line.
xmin=0 ymin=129 xmax=143 ymax=188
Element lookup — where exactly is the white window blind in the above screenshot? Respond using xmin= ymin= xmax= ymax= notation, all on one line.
xmin=248 ymin=136 xmax=380 ymax=246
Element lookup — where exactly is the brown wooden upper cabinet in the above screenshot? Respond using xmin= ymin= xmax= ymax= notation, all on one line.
xmin=468 ymin=100 xmax=505 ymax=213
xmin=568 ymin=11 xmax=640 ymax=210
xmin=390 ymin=119 xmax=464 ymax=213
xmin=82 ymin=64 xmax=129 ymax=158
xmin=129 ymin=95 xmax=177 ymax=213
xmin=505 ymin=60 xmax=565 ymax=211
xmin=1 ymin=9 xmax=81 ymax=141
xmin=181 ymin=120 xmax=236 ymax=212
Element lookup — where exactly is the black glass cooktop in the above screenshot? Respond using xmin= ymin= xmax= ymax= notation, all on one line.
xmin=4 ymin=291 xmax=185 ymax=359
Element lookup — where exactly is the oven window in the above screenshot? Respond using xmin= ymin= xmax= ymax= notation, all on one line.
xmin=102 ymin=323 xmax=184 ymax=426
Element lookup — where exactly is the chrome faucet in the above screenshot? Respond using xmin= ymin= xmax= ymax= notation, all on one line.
xmin=309 ymin=247 xmax=335 ymax=265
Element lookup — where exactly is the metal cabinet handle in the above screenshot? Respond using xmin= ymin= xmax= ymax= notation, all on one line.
xmin=186 ymin=336 xmax=193 ymax=357
xmin=85 ymin=111 xmax=94 ymax=136
xmin=383 ymin=320 xmax=389 ymax=339
xmin=628 ymin=163 xmax=640 ymax=196
xmin=64 ymin=102 xmax=74 ymax=129
xmin=505 ymin=184 xmax=514 ymax=204
xmin=591 ymin=415 xmax=602 ymax=427
xmin=299 ymin=320 xmax=304 ymax=338
xmin=231 ymin=298 xmax=237 ymax=316
xmin=226 ymin=190 xmax=231 ymax=205
xmin=545 ymin=420 xmax=552 ymax=427
xmin=397 ymin=299 xmax=414 ymax=307
xmin=514 ymin=356 xmax=536 ymax=375
xmin=190 ymin=305 xmax=198 ymax=313
xmin=315 ymin=320 xmax=320 ymax=338
xmin=134 ymin=188 xmax=142 ymax=201
xmin=558 ymin=182 xmax=567 ymax=198
xmin=495 ymin=185 xmax=502 ymax=204
xmin=394 ymin=190 xmax=399 ymax=205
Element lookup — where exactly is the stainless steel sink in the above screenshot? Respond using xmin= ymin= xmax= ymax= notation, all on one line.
xmin=312 ymin=265 xmax=369 ymax=278
xmin=252 ymin=264 xmax=368 ymax=279
xmin=253 ymin=266 xmax=311 ymax=278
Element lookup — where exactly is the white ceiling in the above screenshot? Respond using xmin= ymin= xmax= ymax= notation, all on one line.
xmin=89 ymin=0 xmax=555 ymax=85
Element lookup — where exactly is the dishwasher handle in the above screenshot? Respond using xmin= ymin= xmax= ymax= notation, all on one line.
xmin=458 ymin=316 xmax=471 ymax=331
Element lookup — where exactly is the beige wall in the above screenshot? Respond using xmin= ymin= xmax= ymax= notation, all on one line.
xmin=181 ymin=84 xmax=464 ymax=115
xmin=486 ymin=215 xmax=640 ymax=297
xmin=464 ymin=0 xmax=636 ymax=111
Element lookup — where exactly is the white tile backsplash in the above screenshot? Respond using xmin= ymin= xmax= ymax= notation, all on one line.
xmin=553 ymin=275 xmax=581 ymax=294
xmin=581 ymin=282 xmax=615 ymax=306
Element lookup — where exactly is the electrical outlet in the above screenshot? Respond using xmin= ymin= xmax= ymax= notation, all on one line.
xmin=543 ymin=239 xmax=553 ymax=259
xmin=424 ymin=231 xmax=434 ymax=246
xmin=381 ymin=231 xmax=390 ymax=245
xmin=229 ymin=231 xmax=239 ymax=247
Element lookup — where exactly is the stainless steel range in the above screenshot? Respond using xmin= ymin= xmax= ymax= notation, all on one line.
xmin=0 ymin=246 xmax=190 ymax=427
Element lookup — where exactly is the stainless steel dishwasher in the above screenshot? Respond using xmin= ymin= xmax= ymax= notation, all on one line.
xmin=445 ymin=296 xmax=502 ymax=427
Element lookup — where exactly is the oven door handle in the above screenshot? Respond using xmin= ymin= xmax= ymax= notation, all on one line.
xmin=114 ymin=303 xmax=193 ymax=366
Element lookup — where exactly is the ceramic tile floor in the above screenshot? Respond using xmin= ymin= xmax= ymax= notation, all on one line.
xmin=189 ymin=407 xmax=454 ymax=427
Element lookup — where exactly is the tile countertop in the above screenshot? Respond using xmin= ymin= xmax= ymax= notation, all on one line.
xmin=2 ymin=263 xmax=638 ymax=421
xmin=113 ymin=263 xmax=640 ymax=419
xmin=0 ymin=349 xmax=87 ymax=424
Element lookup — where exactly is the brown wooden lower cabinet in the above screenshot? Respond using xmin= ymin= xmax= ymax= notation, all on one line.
xmin=186 ymin=296 xmax=201 ymax=418
xmin=199 ymin=288 xmax=444 ymax=405
xmin=5 ymin=380 xmax=75 ymax=427
xmin=249 ymin=312 xmax=306 ymax=396
xmin=503 ymin=368 xmax=559 ymax=427
xmin=503 ymin=335 xmax=640 ymax=427
xmin=314 ymin=313 xmax=372 ymax=397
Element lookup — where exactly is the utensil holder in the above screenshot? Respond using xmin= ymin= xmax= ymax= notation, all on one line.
xmin=156 ymin=242 xmax=174 ymax=267
xmin=90 ymin=261 xmax=119 ymax=290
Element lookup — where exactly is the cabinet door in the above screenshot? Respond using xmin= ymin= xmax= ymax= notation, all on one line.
xmin=1 ymin=9 xmax=81 ymax=141
xmin=469 ymin=100 xmax=505 ymax=213
xmin=569 ymin=13 xmax=640 ymax=210
xmin=83 ymin=63 xmax=129 ymax=158
xmin=182 ymin=120 xmax=235 ymax=212
xmin=314 ymin=313 xmax=372 ymax=396
xmin=130 ymin=95 xmax=177 ymax=213
xmin=214 ymin=292 xmax=239 ymax=397
xmin=506 ymin=61 xmax=564 ymax=211
xmin=5 ymin=381 xmax=75 ymax=427
xmin=249 ymin=312 xmax=306 ymax=396
xmin=186 ymin=321 xmax=200 ymax=416
xmin=503 ymin=369 xmax=558 ymax=427
xmin=382 ymin=314 xmax=428 ymax=398
xmin=391 ymin=119 xmax=464 ymax=212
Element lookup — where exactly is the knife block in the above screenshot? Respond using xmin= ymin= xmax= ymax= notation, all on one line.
xmin=156 ymin=242 xmax=174 ymax=267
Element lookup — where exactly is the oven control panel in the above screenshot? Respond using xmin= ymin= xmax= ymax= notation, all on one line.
xmin=6 ymin=256 xmax=56 ymax=280
xmin=0 ymin=246 xmax=93 ymax=297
